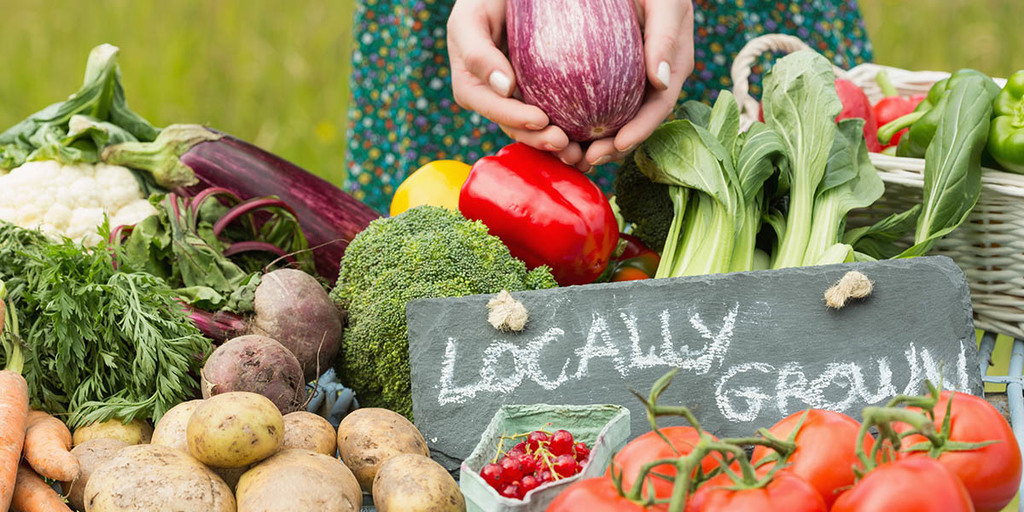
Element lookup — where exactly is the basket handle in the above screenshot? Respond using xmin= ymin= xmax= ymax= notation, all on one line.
xmin=730 ymin=34 xmax=847 ymax=122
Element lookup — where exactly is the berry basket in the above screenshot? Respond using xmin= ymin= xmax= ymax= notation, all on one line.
xmin=460 ymin=403 xmax=630 ymax=512
xmin=732 ymin=33 xmax=1024 ymax=509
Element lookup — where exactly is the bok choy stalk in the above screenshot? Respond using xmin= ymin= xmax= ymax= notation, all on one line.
xmin=635 ymin=91 xmax=782 ymax=277
xmin=761 ymin=52 xmax=844 ymax=269
xmin=802 ymin=118 xmax=884 ymax=265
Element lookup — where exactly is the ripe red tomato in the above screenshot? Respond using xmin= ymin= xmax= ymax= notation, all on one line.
xmin=751 ymin=409 xmax=874 ymax=508
xmin=894 ymin=390 xmax=1022 ymax=512
xmin=546 ymin=476 xmax=665 ymax=512
xmin=606 ymin=426 xmax=725 ymax=502
xmin=831 ymin=456 xmax=974 ymax=512
xmin=687 ymin=472 xmax=826 ymax=512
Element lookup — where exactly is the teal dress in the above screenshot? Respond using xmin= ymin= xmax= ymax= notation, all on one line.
xmin=345 ymin=1 xmax=874 ymax=214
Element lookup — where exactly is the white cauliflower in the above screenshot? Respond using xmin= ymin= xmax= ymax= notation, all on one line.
xmin=0 ymin=160 xmax=157 ymax=246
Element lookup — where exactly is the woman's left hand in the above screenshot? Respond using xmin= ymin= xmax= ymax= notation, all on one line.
xmin=574 ymin=0 xmax=695 ymax=172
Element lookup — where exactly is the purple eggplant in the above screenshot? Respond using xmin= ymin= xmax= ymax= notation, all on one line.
xmin=103 ymin=124 xmax=380 ymax=282
xmin=506 ymin=0 xmax=647 ymax=142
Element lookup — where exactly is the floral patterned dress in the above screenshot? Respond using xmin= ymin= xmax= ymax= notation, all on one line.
xmin=345 ymin=0 xmax=874 ymax=214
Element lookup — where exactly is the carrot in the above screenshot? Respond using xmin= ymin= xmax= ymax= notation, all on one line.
xmin=11 ymin=463 xmax=72 ymax=512
xmin=0 ymin=371 xmax=29 ymax=511
xmin=0 ymin=283 xmax=30 ymax=510
xmin=23 ymin=410 xmax=79 ymax=482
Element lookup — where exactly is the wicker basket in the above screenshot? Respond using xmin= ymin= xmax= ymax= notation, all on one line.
xmin=731 ymin=34 xmax=1024 ymax=339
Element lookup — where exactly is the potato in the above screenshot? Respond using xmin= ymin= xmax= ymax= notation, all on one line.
xmin=61 ymin=438 xmax=129 ymax=511
xmin=281 ymin=411 xmax=336 ymax=456
xmin=373 ymin=453 xmax=465 ymax=512
xmin=187 ymin=391 xmax=284 ymax=468
xmin=72 ymin=418 xmax=153 ymax=447
xmin=337 ymin=408 xmax=429 ymax=491
xmin=83 ymin=444 xmax=235 ymax=512
xmin=211 ymin=464 xmax=250 ymax=491
xmin=236 ymin=449 xmax=361 ymax=512
xmin=151 ymin=399 xmax=204 ymax=454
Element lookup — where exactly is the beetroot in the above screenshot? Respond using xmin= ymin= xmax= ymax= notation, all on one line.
xmin=249 ymin=269 xmax=343 ymax=381
xmin=201 ymin=335 xmax=306 ymax=414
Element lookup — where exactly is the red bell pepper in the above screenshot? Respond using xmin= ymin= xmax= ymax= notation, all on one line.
xmin=873 ymin=70 xmax=927 ymax=148
xmin=609 ymin=233 xmax=660 ymax=282
xmin=459 ymin=143 xmax=619 ymax=286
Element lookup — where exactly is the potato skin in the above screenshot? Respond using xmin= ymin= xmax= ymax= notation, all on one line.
xmin=187 ymin=392 xmax=284 ymax=468
xmin=337 ymin=408 xmax=429 ymax=491
xmin=83 ymin=444 xmax=235 ymax=512
xmin=72 ymin=418 xmax=153 ymax=447
xmin=281 ymin=411 xmax=336 ymax=456
xmin=151 ymin=399 xmax=204 ymax=454
xmin=61 ymin=438 xmax=129 ymax=512
xmin=236 ymin=448 xmax=362 ymax=512
xmin=373 ymin=453 xmax=465 ymax=512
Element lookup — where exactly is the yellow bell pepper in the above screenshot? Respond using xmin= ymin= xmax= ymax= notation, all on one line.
xmin=389 ymin=160 xmax=472 ymax=217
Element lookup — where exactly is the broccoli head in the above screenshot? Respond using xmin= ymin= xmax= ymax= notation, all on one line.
xmin=613 ymin=153 xmax=673 ymax=252
xmin=330 ymin=206 xmax=557 ymax=418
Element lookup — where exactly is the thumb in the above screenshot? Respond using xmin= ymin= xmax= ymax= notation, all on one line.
xmin=639 ymin=0 xmax=692 ymax=90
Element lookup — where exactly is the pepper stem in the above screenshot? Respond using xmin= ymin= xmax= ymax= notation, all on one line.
xmin=877 ymin=111 xmax=925 ymax=145
xmin=875 ymin=70 xmax=900 ymax=98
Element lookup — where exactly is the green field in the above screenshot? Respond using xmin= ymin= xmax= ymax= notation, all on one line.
xmin=0 ymin=0 xmax=1021 ymax=189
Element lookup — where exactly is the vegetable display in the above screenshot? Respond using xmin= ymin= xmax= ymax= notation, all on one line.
xmin=505 ymin=0 xmax=645 ymax=142
xmin=460 ymin=142 xmax=619 ymax=286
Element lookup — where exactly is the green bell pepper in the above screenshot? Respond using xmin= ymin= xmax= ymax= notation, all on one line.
xmin=987 ymin=70 xmax=1024 ymax=174
xmin=877 ymin=69 xmax=1001 ymax=158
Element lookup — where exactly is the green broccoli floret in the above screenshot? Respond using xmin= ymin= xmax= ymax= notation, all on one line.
xmin=613 ymin=153 xmax=673 ymax=252
xmin=330 ymin=206 xmax=557 ymax=418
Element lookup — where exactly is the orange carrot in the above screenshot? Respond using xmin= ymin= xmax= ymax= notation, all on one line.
xmin=23 ymin=410 xmax=79 ymax=482
xmin=11 ymin=463 xmax=72 ymax=512
xmin=0 ymin=371 xmax=29 ymax=511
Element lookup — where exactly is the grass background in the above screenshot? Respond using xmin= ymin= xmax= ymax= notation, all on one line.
xmin=1 ymin=0 xmax=1021 ymax=189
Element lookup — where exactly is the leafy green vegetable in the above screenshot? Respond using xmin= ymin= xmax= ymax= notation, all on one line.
xmin=761 ymin=51 xmax=844 ymax=269
xmin=0 ymin=221 xmax=210 ymax=428
xmin=898 ymin=75 xmax=994 ymax=257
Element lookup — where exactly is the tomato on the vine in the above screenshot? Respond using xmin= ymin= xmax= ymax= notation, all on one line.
xmin=546 ymin=476 xmax=666 ymax=512
xmin=831 ymin=456 xmax=974 ymax=512
xmin=894 ymin=390 xmax=1022 ymax=512
xmin=606 ymin=426 xmax=726 ymax=502
xmin=751 ymin=409 xmax=874 ymax=507
xmin=687 ymin=472 xmax=826 ymax=512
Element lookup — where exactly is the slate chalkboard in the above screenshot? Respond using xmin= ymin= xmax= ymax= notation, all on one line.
xmin=407 ymin=256 xmax=982 ymax=471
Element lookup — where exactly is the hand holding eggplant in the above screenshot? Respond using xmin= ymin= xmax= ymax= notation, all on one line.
xmin=447 ymin=0 xmax=693 ymax=172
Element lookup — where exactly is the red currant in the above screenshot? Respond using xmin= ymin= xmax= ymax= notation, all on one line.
xmin=480 ymin=463 xmax=503 ymax=489
xmin=527 ymin=430 xmax=549 ymax=451
xmin=537 ymin=469 xmax=553 ymax=483
xmin=553 ymin=453 xmax=578 ymax=477
xmin=573 ymin=442 xmax=590 ymax=461
xmin=507 ymin=445 xmax=526 ymax=460
xmin=520 ymin=453 xmax=537 ymax=475
xmin=549 ymin=429 xmax=575 ymax=455
xmin=499 ymin=483 xmax=520 ymax=500
xmin=500 ymin=456 xmax=524 ymax=483
xmin=520 ymin=475 xmax=540 ymax=495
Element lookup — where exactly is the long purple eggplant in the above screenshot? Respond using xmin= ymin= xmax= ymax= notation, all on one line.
xmin=506 ymin=0 xmax=646 ymax=142
xmin=102 ymin=124 xmax=380 ymax=282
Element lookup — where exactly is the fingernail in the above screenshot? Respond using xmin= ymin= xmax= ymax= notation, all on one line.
xmin=592 ymin=156 xmax=611 ymax=167
xmin=525 ymin=122 xmax=542 ymax=130
xmin=489 ymin=70 xmax=513 ymax=97
xmin=623 ymin=143 xmax=638 ymax=154
xmin=559 ymin=156 xmax=573 ymax=166
xmin=544 ymin=143 xmax=560 ymax=152
xmin=657 ymin=61 xmax=671 ymax=88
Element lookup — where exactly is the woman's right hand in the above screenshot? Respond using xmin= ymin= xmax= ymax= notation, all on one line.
xmin=447 ymin=0 xmax=580 ymax=166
